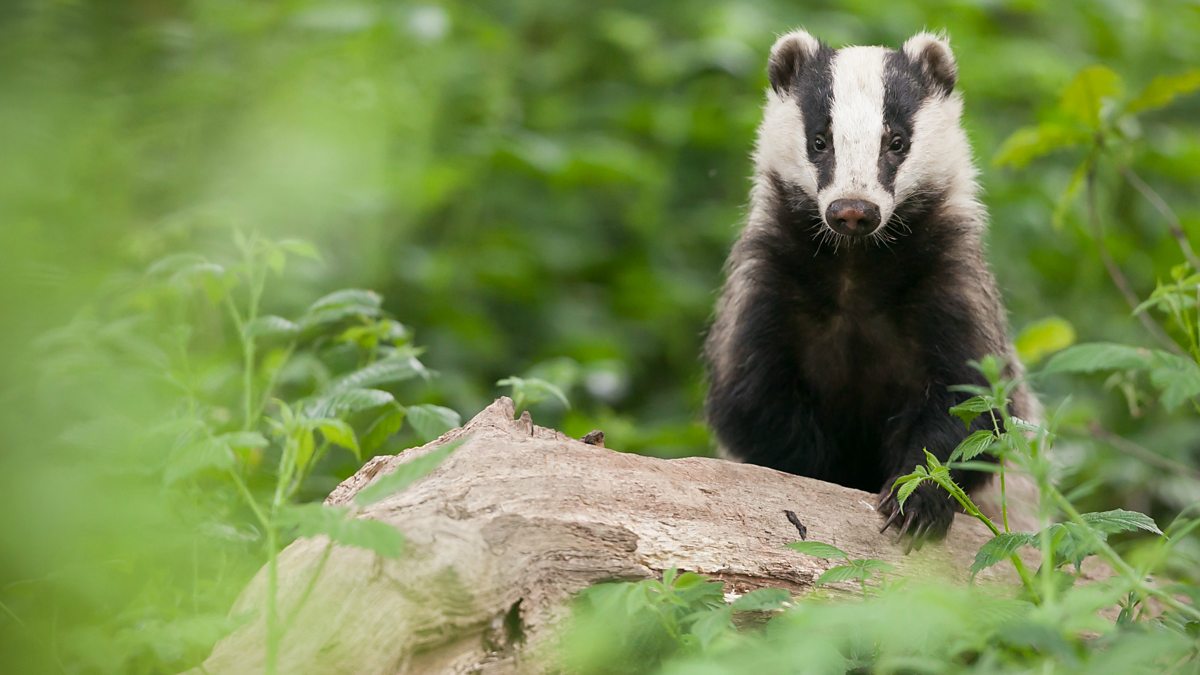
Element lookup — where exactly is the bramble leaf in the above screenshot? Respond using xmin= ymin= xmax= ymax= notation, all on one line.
xmin=326 ymin=357 xmax=425 ymax=394
xmin=949 ymin=396 xmax=994 ymax=427
xmin=971 ymin=533 xmax=1036 ymax=576
xmin=786 ymin=541 xmax=848 ymax=560
xmin=1043 ymin=343 xmax=1200 ymax=410
xmin=1042 ymin=343 xmax=1157 ymax=373
xmin=950 ymin=430 xmax=998 ymax=463
xmin=245 ymin=315 xmax=300 ymax=340
xmin=895 ymin=471 xmax=927 ymax=510
xmin=405 ymin=404 xmax=461 ymax=441
xmin=815 ymin=564 xmax=865 ymax=586
xmin=304 ymin=388 xmax=395 ymax=418
xmin=1080 ymin=509 xmax=1162 ymax=536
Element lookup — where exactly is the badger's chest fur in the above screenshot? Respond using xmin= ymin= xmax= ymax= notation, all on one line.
xmin=704 ymin=30 xmax=1036 ymax=546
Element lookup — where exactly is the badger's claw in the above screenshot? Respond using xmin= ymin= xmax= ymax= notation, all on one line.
xmin=877 ymin=479 xmax=955 ymax=553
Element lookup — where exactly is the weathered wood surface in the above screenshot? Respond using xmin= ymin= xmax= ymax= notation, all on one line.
xmin=199 ymin=397 xmax=1060 ymax=674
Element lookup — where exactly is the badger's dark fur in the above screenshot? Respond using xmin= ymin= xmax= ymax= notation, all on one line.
xmin=704 ymin=30 xmax=1038 ymax=544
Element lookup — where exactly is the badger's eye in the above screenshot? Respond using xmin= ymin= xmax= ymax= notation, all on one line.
xmin=888 ymin=134 xmax=908 ymax=154
xmin=812 ymin=135 xmax=828 ymax=152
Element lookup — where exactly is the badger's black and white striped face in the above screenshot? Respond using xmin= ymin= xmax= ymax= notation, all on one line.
xmin=756 ymin=30 xmax=976 ymax=241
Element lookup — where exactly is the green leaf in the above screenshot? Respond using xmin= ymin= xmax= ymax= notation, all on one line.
xmin=950 ymin=430 xmax=997 ymax=463
xmin=245 ymin=316 xmax=300 ymax=341
xmin=1059 ymin=65 xmax=1124 ymax=128
xmin=1015 ymin=317 xmax=1077 ymax=365
xmin=1080 ymin=509 xmax=1162 ymax=536
xmin=277 ymin=504 xmax=405 ymax=558
xmin=923 ymin=449 xmax=944 ymax=471
xmin=354 ymin=440 xmax=463 ymax=506
xmin=971 ymin=533 xmax=1035 ymax=576
xmin=164 ymin=437 xmax=235 ymax=484
xmin=688 ymin=607 xmax=733 ymax=648
xmin=1052 ymin=160 xmax=1090 ymax=229
xmin=815 ymin=564 xmax=866 ymax=586
xmin=1035 ymin=522 xmax=1100 ymax=569
xmin=1147 ymin=358 xmax=1200 ymax=411
xmin=949 ymin=396 xmax=994 ymax=427
xmin=855 ymin=559 xmax=895 ymax=574
xmin=217 ymin=431 xmax=269 ymax=453
xmin=362 ymin=406 xmax=406 ymax=454
xmin=326 ymin=357 xmax=424 ymax=394
xmin=1042 ymin=343 xmax=1200 ymax=410
xmin=404 ymin=404 xmax=461 ymax=441
xmin=730 ymin=588 xmax=790 ymax=612
xmin=1126 ymin=69 xmax=1200 ymax=114
xmin=146 ymin=253 xmax=209 ymax=277
xmin=169 ymin=262 xmax=234 ymax=302
xmin=277 ymin=238 xmax=322 ymax=262
xmin=1042 ymin=343 xmax=1156 ymax=374
xmin=307 ymin=288 xmax=383 ymax=313
xmin=293 ymin=429 xmax=316 ymax=474
xmin=993 ymin=124 xmax=1089 ymax=168
xmin=497 ymin=376 xmax=571 ymax=410
xmin=314 ymin=418 xmax=359 ymax=459
xmin=304 ymin=388 xmax=395 ymax=418
xmin=894 ymin=471 xmax=927 ymax=510
xmin=300 ymin=289 xmax=384 ymax=328
xmin=786 ymin=541 xmax=848 ymax=560
xmin=266 ymin=248 xmax=286 ymax=275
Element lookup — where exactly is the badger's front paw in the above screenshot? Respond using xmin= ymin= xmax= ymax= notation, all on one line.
xmin=877 ymin=479 xmax=955 ymax=553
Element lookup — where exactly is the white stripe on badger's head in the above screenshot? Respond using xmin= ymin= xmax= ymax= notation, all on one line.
xmin=825 ymin=47 xmax=891 ymax=232
xmin=754 ymin=30 xmax=977 ymax=243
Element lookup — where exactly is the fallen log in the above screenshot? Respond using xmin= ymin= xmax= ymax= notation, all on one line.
xmin=199 ymin=397 xmax=1065 ymax=674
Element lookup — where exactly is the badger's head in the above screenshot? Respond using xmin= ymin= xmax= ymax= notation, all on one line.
xmin=755 ymin=30 xmax=976 ymax=242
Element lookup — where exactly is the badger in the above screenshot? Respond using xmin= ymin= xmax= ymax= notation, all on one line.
xmin=704 ymin=30 xmax=1039 ymax=547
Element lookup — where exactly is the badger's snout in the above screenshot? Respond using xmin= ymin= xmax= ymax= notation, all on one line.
xmin=826 ymin=199 xmax=881 ymax=237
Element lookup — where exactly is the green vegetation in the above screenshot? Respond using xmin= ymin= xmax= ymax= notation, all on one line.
xmin=1 ymin=1 xmax=1198 ymax=673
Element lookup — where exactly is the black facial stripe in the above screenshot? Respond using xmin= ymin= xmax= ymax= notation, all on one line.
xmin=879 ymin=50 xmax=927 ymax=192
xmin=795 ymin=45 xmax=836 ymax=190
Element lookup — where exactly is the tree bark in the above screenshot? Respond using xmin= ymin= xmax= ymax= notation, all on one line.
xmin=198 ymin=397 xmax=1081 ymax=674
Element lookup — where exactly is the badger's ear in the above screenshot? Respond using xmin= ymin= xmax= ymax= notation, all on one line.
xmin=902 ymin=31 xmax=957 ymax=95
xmin=767 ymin=29 xmax=823 ymax=95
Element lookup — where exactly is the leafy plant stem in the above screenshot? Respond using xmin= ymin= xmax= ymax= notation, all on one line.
xmin=990 ymin=412 xmax=1012 ymax=534
xmin=939 ymin=476 xmax=1038 ymax=596
xmin=226 ymin=467 xmax=281 ymax=673
xmin=1048 ymin=485 xmax=1200 ymax=621
xmin=228 ymin=469 xmax=270 ymax=532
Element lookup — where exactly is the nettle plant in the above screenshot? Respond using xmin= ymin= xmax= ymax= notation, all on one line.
xmin=130 ymin=230 xmax=458 ymax=667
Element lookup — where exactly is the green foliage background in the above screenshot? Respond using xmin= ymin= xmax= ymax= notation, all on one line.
xmin=1 ymin=1 xmax=1198 ymax=673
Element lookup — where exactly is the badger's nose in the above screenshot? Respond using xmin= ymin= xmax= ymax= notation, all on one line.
xmin=826 ymin=199 xmax=881 ymax=237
